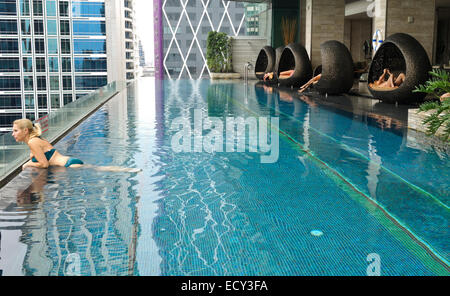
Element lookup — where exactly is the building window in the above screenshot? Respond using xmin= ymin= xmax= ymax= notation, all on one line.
xmin=51 ymin=93 xmax=60 ymax=109
xmin=0 ymin=57 xmax=20 ymax=72
xmin=47 ymin=38 xmax=58 ymax=54
xmin=0 ymin=0 xmax=17 ymax=16
xmin=19 ymin=0 xmax=30 ymax=16
xmin=62 ymin=76 xmax=72 ymax=90
xmin=73 ymin=20 xmax=106 ymax=36
xmin=73 ymin=39 xmax=106 ymax=54
xmin=0 ymin=39 xmax=18 ymax=53
xmin=36 ymin=76 xmax=46 ymax=90
xmin=60 ymin=38 xmax=71 ymax=54
xmin=23 ymin=57 xmax=33 ymax=72
xmin=34 ymin=38 xmax=45 ymax=53
xmin=22 ymin=38 xmax=32 ymax=53
xmin=59 ymin=1 xmax=69 ymax=17
xmin=60 ymin=20 xmax=70 ymax=35
xmin=0 ymin=20 xmax=17 ymax=35
xmin=34 ymin=19 xmax=44 ymax=35
xmin=126 ymin=72 xmax=134 ymax=80
xmin=75 ymin=75 xmax=107 ymax=90
xmin=125 ymin=21 xmax=133 ymax=29
xmin=25 ymin=94 xmax=34 ymax=109
xmin=37 ymin=93 xmax=47 ymax=108
xmin=23 ymin=76 xmax=33 ymax=90
xmin=49 ymin=56 xmax=59 ymax=72
xmin=46 ymin=0 xmax=57 ymax=17
xmin=35 ymin=57 xmax=45 ymax=72
xmin=49 ymin=76 xmax=59 ymax=90
xmin=72 ymin=1 xmax=105 ymax=17
xmin=0 ymin=95 xmax=22 ymax=109
xmin=47 ymin=19 xmax=57 ymax=35
xmin=0 ymin=114 xmax=23 ymax=128
xmin=0 ymin=77 xmax=21 ymax=91
xmin=74 ymin=57 xmax=107 ymax=72
xmin=33 ymin=0 xmax=43 ymax=16
xmin=63 ymin=93 xmax=72 ymax=105
xmin=21 ymin=19 xmax=31 ymax=35
xmin=61 ymin=57 xmax=71 ymax=72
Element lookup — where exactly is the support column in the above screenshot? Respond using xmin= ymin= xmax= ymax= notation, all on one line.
xmin=371 ymin=0 xmax=387 ymax=47
xmin=153 ymin=0 xmax=164 ymax=79
xmin=305 ymin=0 xmax=345 ymax=69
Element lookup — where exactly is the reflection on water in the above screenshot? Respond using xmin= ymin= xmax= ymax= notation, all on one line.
xmin=0 ymin=78 xmax=448 ymax=276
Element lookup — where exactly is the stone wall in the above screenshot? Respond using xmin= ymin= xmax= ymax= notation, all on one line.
xmin=232 ymin=37 xmax=269 ymax=79
xmin=305 ymin=0 xmax=346 ymax=69
xmin=386 ymin=0 xmax=436 ymax=61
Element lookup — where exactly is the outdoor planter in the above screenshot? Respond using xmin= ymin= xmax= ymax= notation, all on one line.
xmin=210 ymin=72 xmax=241 ymax=79
xmin=368 ymin=33 xmax=431 ymax=104
xmin=314 ymin=40 xmax=354 ymax=95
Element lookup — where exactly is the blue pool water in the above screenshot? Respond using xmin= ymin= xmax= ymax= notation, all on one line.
xmin=0 ymin=78 xmax=448 ymax=276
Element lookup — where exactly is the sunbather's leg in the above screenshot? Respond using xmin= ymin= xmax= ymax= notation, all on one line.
xmin=375 ymin=69 xmax=389 ymax=85
xmin=383 ymin=73 xmax=396 ymax=88
xmin=394 ymin=73 xmax=405 ymax=86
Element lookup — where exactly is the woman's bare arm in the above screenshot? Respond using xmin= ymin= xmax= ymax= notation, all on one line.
xmin=24 ymin=140 xmax=49 ymax=169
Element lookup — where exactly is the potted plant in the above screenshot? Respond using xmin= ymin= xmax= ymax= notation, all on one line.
xmin=206 ymin=31 xmax=240 ymax=79
xmin=413 ymin=69 xmax=450 ymax=141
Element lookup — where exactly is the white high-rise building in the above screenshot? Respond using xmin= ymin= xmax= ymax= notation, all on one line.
xmin=0 ymin=0 xmax=138 ymax=132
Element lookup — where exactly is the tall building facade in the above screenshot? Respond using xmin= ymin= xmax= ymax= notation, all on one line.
xmin=160 ymin=0 xmax=271 ymax=79
xmin=0 ymin=0 xmax=138 ymax=133
xmin=138 ymin=39 xmax=145 ymax=67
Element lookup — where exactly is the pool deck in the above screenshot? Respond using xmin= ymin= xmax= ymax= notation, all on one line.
xmin=255 ymin=80 xmax=448 ymax=152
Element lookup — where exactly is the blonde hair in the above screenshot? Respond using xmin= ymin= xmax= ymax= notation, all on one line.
xmin=13 ymin=119 xmax=42 ymax=139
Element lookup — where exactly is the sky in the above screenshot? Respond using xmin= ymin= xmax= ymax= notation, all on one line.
xmin=134 ymin=0 xmax=154 ymax=66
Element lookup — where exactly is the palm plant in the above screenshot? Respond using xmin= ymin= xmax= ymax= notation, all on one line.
xmin=413 ymin=69 xmax=450 ymax=141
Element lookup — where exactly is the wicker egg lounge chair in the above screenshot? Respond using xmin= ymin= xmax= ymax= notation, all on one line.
xmin=367 ymin=33 xmax=431 ymax=104
xmin=255 ymin=46 xmax=275 ymax=81
xmin=313 ymin=40 xmax=354 ymax=95
xmin=276 ymin=43 xmax=313 ymax=88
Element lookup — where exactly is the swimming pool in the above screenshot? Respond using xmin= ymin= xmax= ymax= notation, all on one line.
xmin=0 ymin=77 xmax=448 ymax=276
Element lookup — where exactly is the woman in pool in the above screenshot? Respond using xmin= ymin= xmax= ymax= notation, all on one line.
xmin=13 ymin=119 xmax=140 ymax=172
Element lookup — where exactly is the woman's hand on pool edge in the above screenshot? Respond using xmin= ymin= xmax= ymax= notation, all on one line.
xmin=22 ymin=161 xmax=32 ymax=170
xmin=22 ymin=160 xmax=49 ymax=170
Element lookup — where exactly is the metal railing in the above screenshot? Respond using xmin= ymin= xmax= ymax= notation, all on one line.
xmin=244 ymin=62 xmax=253 ymax=84
xmin=0 ymin=81 xmax=127 ymax=187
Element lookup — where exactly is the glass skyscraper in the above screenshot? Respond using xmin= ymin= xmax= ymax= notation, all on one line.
xmin=0 ymin=0 xmax=138 ymax=132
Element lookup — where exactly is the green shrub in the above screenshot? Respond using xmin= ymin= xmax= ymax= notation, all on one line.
xmin=413 ymin=69 xmax=450 ymax=141
xmin=206 ymin=31 xmax=233 ymax=73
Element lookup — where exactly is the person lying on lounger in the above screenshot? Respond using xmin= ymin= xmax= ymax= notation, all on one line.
xmin=263 ymin=70 xmax=295 ymax=81
xmin=440 ymin=92 xmax=450 ymax=102
xmin=369 ymin=68 xmax=405 ymax=90
xmin=298 ymin=74 xmax=322 ymax=93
